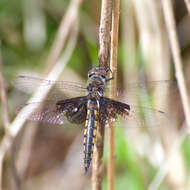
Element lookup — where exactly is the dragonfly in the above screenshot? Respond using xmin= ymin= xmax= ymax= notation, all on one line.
xmin=13 ymin=67 xmax=172 ymax=174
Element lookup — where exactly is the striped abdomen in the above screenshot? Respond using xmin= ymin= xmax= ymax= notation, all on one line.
xmin=83 ymin=101 xmax=98 ymax=174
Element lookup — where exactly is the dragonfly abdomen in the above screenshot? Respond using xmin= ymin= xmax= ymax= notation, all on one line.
xmin=83 ymin=100 xmax=98 ymax=174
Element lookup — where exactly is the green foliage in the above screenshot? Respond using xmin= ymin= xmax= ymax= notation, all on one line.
xmin=181 ymin=136 xmax=190 ymax=176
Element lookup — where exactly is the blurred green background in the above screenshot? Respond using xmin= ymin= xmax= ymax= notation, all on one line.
xmin=1 ymin=0 xmax=190 ymax=190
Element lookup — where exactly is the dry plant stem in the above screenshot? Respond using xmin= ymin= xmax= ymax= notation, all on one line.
xmin=98 ymin=0 xmax=112 ymax=69
xmin=10 ymin=145 xmax=22 ymax=190
xmin=184 ymin=0 xmax=190 ymax=15
xmin=0 ymin=20 xmax=78 ymax=190
xmin=162 ymin=0 xmax=190 ymax=131
xmin=92 ymin=126 xmax=105 ymax=190
xmin=147 ymin=0 xmax=190 ymax=189
xmin=15 ymin=0 xmax=82 ymax=183
xmin=107 ymin=0 xmax=120 ymax=190
xmin=46 ymin=0 xmax=82 ymax=73
xmin=92 ymin=0 xmax=112 ymax=190
xmin=0 ymin=47 xmax=10 ymax=190
xmin=0 ymin=48 xmax=10 ymax=130
xmin=0 ymin=0 xmax=81 ymax=187
xmin=0 ymin=46 xmax=21 ymax=190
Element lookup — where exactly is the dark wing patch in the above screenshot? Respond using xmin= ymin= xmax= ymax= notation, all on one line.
xmin=56 ymin=97 xmax=88 ymax=124
xmin=99 ymin=97 xmax=130 ymax=126
xmin=17 ymin=96 xmax=88 ymax=125
xmin=99 ymin=97 xmax=167 ymax=128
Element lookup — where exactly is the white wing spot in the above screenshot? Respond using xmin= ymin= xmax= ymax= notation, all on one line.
xmin=74 ymin=108 xmax=78 ymax=112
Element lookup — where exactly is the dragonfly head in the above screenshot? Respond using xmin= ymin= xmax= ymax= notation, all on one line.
xmin=88 ymin=67 xmax=107 ymax=79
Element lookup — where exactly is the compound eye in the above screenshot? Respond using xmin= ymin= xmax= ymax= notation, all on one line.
xmin=88 ymin=72 xmax=95 ymax=78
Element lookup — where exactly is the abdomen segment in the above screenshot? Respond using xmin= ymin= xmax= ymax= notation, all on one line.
xmin=83 ymin=107 xmax=98 ymax=174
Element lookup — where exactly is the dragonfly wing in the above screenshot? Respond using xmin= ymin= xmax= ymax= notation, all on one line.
xmin=17 ymin=96 xmax=88 ymax=125
xmin=106 ymin=80 xmax=177 ymax=103
xmin=56 ymin=96 xmax=88 ymax=124
xmin=99 ymin=97 xmax=168 ymax=128
xmin=123 ymin=104 xmax=167 ymax=128
xmin=125 ymin=80 xmax=175 ymax=89
xmin=99 ymin=97 xmax=130 ymax=126
xmin=12 ymin=75 xmax=87 ymax=99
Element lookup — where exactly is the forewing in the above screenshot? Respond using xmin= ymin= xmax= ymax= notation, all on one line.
xmin=99 ymin=97 xmax=167 ymax=128
xmin=12 ymin=75 xmax=87 ymax=99
xmin=17 ymin=97 xmax=88 ymax=125
xmin=106 ymin=80 xmax=177 ymax=103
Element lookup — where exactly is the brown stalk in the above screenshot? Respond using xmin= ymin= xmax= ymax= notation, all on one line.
xmin=184 ymin=0 xmax=190 ymax=15
xmin=107 ymin=0 xmax=120 ymax=190
xmin=161 ymin=0 xmax=190 ymax=131
xmin=0 ymin=46 xmax=21 ymax=190
xmin=0 ymin=46 xmax=10 ymax=190
xmin=98 ymin=0 xmax=113 ymax=70
xmin=92 ymin=0 xmax=112 ymax=190
xmin=147 ymin=0 xmax=190 ymax=189
xmin=13 ymin=0 xmax=82 ymax=186
xmin=0 ymin=47 xmax=10 ymax=130
xmin=46 ymin=0 xmax=83 ymax=73
xmin=0 ymin=0 xmax=81 ymax=188
xmin=92 ymin=126 xmax=105 ymax=190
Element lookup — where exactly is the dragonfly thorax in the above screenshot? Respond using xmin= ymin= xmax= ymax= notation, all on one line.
xmin=87 ymin=75 xmax=106 ymax=99
xmin=87 ymin=68 xmax=106 ymax=99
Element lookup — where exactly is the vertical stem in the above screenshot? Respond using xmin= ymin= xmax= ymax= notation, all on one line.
xmin=0 ymin=46 xmax=10 ymax=130
xmin=108 ymin=0 xmax=120 ymax=190
xmin=98 ymin=0 xmax=113 ymax=69
xmin=162 ymin=0 xmax=190 ymax=132
xmin=45 ymin=0 xmax=83 ymax=73
xmin=92 ymin=0 xmax=112 ymax=190
xmin=92 ymin=126 xmax=105 ymax=190
xmin=0 ymin=45 xmax=10 ymax=190
xmin=0 ymin=2 xmax=80 ymax=188
xmin=184 ymin=0 xmax=190 ymax=15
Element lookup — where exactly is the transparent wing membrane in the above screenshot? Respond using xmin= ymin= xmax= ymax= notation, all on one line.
xmin=17 ymin=101 xmax=70 ymax=125
xmin=17 ymin=97 xmax=88 ymax=126
xmin=13 ymin=75 xmax=175 ymax=129
xmin=120 ymin=105 xmax=168 ymax=128
xmin=17 ymin=101 xmax=168 ymax=129
xmin=12 ymin=75 xmax=87 ymax=98
xmin=112 ymin=80 xmax=177 ymax=103
xmin=100 ymin=97 xmax=170 ymax=129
